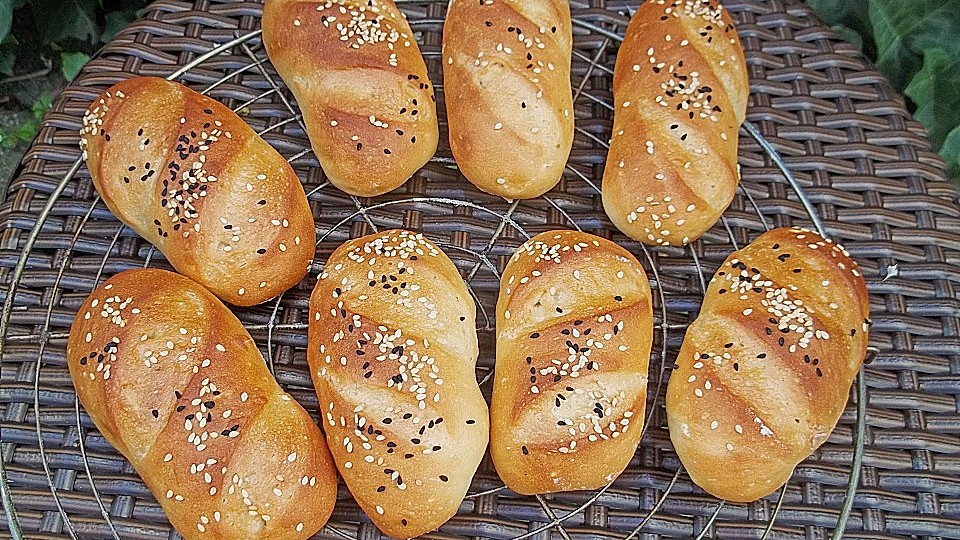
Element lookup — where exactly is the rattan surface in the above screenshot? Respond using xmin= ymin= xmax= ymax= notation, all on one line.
xmin=2 ymin=0 xmax=960 ymax=538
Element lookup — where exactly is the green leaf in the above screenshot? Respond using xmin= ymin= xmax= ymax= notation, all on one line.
xmin=0 ymin=33 xmax=16 ymax=76
xmin=904 ymin=48 xmax=960 ymax=150
xmin=31 ymin=0 xmax=100 ymax=44
xmin=869 ymin=0 xmax=960 ymax=92
xmin=102 ymin=7 xmax=138 ymax=43
xmin=829 ymin=24 xmax=864 ymax=52
xmin=941 ymin=125 xmax=960 ymax=180
xmin=31 ymin=92 xmax=52 ymax=118
xmin=807 ymin=0 xmax=874 ymax=54
xmin=60 ymin=51 xmax=89 ymax=80
xmin=0 ymin=0 xmax=12 ymax=43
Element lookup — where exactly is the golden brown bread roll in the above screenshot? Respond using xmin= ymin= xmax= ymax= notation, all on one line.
xmin=66 ymin=269 xmax=338 ymax=539
xmin=666 ymin=227 xmax=871 ymax=502
xmin=492 ymin=230 xmax=653 ymax=494
xmin=307 ymin=229 xmax=488 ymax=538
xmin=79 ymin=77 xmax=316 ymax=307
xmin=442 ymin=0 xmax=574 ymax=199
xmin=262 ymin=0 xmax=439 ymax=197
xmin=601 ymin=0 xmax=748 ymax=246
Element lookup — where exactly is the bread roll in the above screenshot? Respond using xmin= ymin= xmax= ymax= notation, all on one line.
xmin=66 ymin=269 xmax=338 ymax=539
xmin=492 ymin=230 xmax=653 ymax=494
xmin=442 ymin=0 xmax=574 ymax=199
xmin=262 ymin=0 xmax=439 ymax=197
xmin=666 ymin=227 xmax=871 ymax=502
xmin=601 ymin=0 xmax=748 ymax=246
xmin=79 ymin=77 xmax=316 ymax=306
xmin=307 ymin=229 xmax=488 ymax=538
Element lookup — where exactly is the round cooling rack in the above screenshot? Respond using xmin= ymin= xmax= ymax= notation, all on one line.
xmin=3 ymin=0 xmax=960 ymax=538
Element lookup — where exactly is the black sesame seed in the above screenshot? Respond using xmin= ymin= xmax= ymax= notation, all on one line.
xmin=530 ymin=332 xmax=540 ymax=339
xmin=152 ymin=409 xmax=159 ymax=418
xmin=614 ymin=295 xmax=623 ymax=301
xmin=521 ymin=446 xmax=529 ymax=455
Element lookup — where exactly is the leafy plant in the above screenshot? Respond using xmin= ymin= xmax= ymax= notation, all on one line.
xmin=807 ymin=0 xmax=960 ymax=180
xmin=0 ymin=91 xmax=51 ymax=148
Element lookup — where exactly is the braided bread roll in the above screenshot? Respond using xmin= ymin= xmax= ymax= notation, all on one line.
xmin=602 ymin=0 xmax=748 ymax=246
xmin=66 ymin=269 xmax=338 ymax=539
xmin=79 ymin=77 xmax=316 ymax=306
xmin=492 ymin=230 xmax=654 ymax=494
xmin=667 ymin=228 xmax=870 ymax=502
xmin=442 ymin=0 xmax=574 ymax=199
xmin=307 ymin=230 xmax=488 ymax=537
xmin=262 ymin=0 xmax=439 ymax=197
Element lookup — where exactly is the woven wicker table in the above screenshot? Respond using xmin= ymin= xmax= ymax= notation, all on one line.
xmin=2 ymin=0 xmax=960 ymax=538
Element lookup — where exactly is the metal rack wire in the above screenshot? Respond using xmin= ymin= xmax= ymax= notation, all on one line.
xmin=0 ymin=0 xmax=940 ymax=538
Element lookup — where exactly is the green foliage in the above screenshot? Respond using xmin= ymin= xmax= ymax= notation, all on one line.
xmin=807 ymin=0 xmax=960 ymax=180
xmin=60 ymin=51 xmax=90 ymax=80
xmin=102 ymin=6 xmax=140 ymax=44
xmin=0 ymin=0 xmax=148 ymax=86
xmin=32 ymin=0 xmax=100 ymax=43
xmin=0 ymin=0 xmax=148 ymax=156
xmin=0 ymin=91 xmax=51 ymax=148
xmin=0 ymin=0 xmax=13 ymax=44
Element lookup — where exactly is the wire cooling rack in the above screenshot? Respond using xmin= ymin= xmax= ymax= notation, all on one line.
xmin=2 ymin=0 xmax=960 ymax=538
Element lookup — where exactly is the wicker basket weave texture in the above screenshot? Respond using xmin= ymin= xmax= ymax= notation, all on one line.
xmin=1 ymin=0 xmax=960 ymax=538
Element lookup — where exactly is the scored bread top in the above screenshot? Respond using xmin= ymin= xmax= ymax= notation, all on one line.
xmin=66 ymin=268 xmax=337 ymax=539
xmin=667 ymin=227 xmax=871 ymax=502
xmin=307 ymin=229 xmax=488 ymax=538
xmin=602 ymin=0 xmax=748 ymax=246
xmin=262 ymin=0 xmax=439 ymax=197
xmin=492 ymin=230 xmax=654 ymax=494
xmin=79 ymin=77 xmax=315 ymax=306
